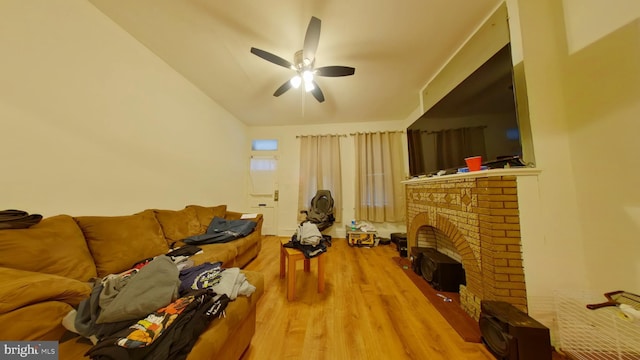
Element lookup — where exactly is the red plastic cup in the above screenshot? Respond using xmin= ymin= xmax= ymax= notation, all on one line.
xmin=465 ymin=156 xmax=482 ymax=171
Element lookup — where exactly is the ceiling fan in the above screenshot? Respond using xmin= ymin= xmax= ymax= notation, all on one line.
xmin=250 ymin=16 xmax=355 ymax=103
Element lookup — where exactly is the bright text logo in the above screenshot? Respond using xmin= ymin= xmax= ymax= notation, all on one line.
xmin=1 ymin=342 xmax=57 ymax=359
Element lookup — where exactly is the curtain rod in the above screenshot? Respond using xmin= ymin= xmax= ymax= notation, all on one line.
xmin=295 ymin=133 xmax=348 ymax=138
xmin=417 ymin=125 xmax=487 ymax=134
xmin=349 ymin=130 xmax=405 ymax=136
xmin=296 ymin=130 xmax=406 ymax=138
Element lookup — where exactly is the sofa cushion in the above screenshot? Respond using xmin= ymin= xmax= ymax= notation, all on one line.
xmin=153 ymin=207 xmax=201 ymax=244
xmin=75 ymin=210 xmax=169 ymax=277
xmin=0 ymin=215 xmax=97 ymax=282
xmin=0 ymin=267 xmax=91 ymax=313
xmin=188 ymin=243 xmax=238 ymax=267
xmin=0 ymin=301 xmax=73 ymax=341
xmin=186 ymin=205 xmax=227 ymax=233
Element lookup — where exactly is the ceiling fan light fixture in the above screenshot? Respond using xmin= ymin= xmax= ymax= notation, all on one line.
xmin=290 ymin=75 xmax=302 ymax=89
xmin=304 ymin=80 xmax=315 ymax=92
xmin=302 ymin=70 xmax=314 ymax=82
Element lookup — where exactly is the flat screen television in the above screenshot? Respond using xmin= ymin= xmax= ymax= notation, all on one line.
xmin=407 ymin=44 xmax=525 ymax=177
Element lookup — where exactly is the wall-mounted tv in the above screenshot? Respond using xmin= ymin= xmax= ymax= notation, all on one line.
xmin=407 ymin=44 xmax=524 ymax=177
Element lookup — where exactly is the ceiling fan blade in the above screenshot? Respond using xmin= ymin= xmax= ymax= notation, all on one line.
xmin=310 ymin=81 xmax=325 ymax=103
xmin=273 ymin=80 xmax=293 ymax=97
xmin=303 ymin=17 xmax=321 ymax=63
xmin=251 ymin=47 xmax=294 ymax=70
xmin=316 ymin=66 xmax=356 ymax=77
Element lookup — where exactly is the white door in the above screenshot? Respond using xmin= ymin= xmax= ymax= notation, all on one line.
xmin=248 ymin=155 xmax=278 ymax=235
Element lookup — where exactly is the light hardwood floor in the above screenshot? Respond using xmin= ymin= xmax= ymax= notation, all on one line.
xmin=241 ymin=235 xmax=495 ymax=360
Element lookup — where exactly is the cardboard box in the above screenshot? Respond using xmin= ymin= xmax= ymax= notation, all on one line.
xmin=346 ymin=225 xmax=376 ymax=246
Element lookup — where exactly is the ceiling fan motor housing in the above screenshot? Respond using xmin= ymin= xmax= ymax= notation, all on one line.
xmin=294 ymin=49 xmax=314 ymax=70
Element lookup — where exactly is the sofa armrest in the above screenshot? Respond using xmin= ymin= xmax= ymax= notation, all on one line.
xmin=227 ymin=212 xmax=263 ymax=238
xmin=225 ymin=211 xmax=263 ymax=226
xmin=0 ymin=267 xmax=91 ymax=314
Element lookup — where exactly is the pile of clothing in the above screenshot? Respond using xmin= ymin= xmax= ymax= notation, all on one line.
xmin=62 ymin=248 xmax=255 ymax=360
xmin=182 ymin=217 xmax=257 ymax=245
xmin=283 ymin=222 xmax=330 ymax=259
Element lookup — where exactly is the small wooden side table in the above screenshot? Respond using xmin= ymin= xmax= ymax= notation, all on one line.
xmin=279 ymin=238 xmax=325 ymax=301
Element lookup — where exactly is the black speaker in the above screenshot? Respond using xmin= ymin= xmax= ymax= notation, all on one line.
xmin=410 ymin=247 xmax=465 ymax=292
xmin=394 ymin=233 xmax=408 ymax=257
xmin=479 ymin=300 xmax=552 ymax=360
xmin=390 ymin=232 xmax=407 ymax=245
xmin=410 ymin=247 xmax=427 ymax=274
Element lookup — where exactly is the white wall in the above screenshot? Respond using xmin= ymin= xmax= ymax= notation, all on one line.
xmin=563 ymin=12 xmax=640 ymax=290
xmin=506 ymin=0 xmax=589 ymax=301
xmin=563 ymin=0 xmax=640 ymax=53
xmin=512 ymin=0 xmax=640 ymax=296
xmin=247 ymin=120 xmax=409 ymax=239
xmin=501 ymin=0 xmax=640 ymax=337
xmin=0 ymin=0 xmax=250 ymax=216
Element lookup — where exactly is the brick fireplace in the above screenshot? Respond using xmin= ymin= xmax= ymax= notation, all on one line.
xmin=405 ymin=170 xmax=534 ymax=320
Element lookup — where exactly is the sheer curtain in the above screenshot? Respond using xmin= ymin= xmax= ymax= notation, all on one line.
xmin=298 ymin=135 xmax=342 ymax=223
xmin=354 ymin=131 xmax=405 ymax=223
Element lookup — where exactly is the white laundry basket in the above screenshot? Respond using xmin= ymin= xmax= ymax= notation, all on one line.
xmin=555 ymin=290 xmax=640 ymax=360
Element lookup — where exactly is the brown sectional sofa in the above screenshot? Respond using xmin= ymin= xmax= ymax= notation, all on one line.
xmin=0 ymin=204 xmax=264 ymax=360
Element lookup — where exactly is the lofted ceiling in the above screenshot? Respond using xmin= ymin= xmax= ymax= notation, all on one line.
xmin=88 ymin=0 xmax=503 ymax=126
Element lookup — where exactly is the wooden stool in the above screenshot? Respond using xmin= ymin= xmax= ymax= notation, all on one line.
xmin=279 ymin=238 xmax=325 ymax=301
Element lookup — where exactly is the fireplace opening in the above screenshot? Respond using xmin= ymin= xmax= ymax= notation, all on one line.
xmin=411 ymin=246 xmax=465 ymax=293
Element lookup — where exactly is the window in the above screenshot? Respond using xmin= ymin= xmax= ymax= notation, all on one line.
xmin=298 ymin=135 xmax=342 ymax=223
xmin=251 ymin=139 xmax=278 ymax=151
xmin=353 ymin=131 xmax=405 ymax=222
xmin=249 ymin=156 xmax=277 ymax=195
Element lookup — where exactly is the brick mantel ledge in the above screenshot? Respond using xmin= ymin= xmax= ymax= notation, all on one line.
xmin=402 ymin=167 xmax=541 ymax=185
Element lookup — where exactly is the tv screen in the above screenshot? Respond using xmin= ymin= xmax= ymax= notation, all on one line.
xmin=407 ymin=44 xmax=524 ymax=177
